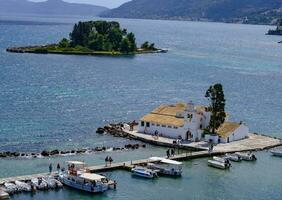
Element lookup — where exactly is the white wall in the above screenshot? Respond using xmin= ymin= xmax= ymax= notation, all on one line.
xmin=219 ymin=124 xmax=249 ymax=143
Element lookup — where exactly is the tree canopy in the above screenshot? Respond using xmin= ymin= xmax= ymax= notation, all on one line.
xmin=67 ymin=20 xmax=137 ymax=52
xmin=205 ymin=83 xmax=226 ymax=135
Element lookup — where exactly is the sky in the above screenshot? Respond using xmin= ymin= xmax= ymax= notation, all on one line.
xmin=29 ymin=0 xmax=131 ymax=8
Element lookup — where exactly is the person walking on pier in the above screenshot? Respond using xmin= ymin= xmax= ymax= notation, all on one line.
xmin=57 ymin=163 xmax=61 ymax=172
xmin=105 ymin=156 xmax=109 ymax=167
xmin=109 ymin=156 xmax=113 ymax=166
xmin=49 ymin=163 xmax=53 ymax=174
xmin=166 ymin=149 xmax=170 ymax=158
xmin=171 ymin=148 xmax=175 ymax=157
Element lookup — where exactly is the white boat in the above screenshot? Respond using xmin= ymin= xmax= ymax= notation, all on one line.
xmin=42 ymin=176 xmax=57 ymax=189
xmin=213 ymin=156 xmax=228 ymax=163
xmin=235 ymin=152 xmax=257 ymax=161
xmin=0 ymin=188 xmax=10 ymax=199
xmin=54 ymin=179 xmax=63 ymax=188
xmin=148 ymin=157 xmax=183 ymax=176
xmin=59 ymin=161 xmax=113 ymax=193
xmin=208 ymin=160 xmax=231 ymax=170
xmin=3 ymin=183 xmax=18 ymax=194
xmin=224 ymin=153 xmax=242 ymax=162
xmin=131 ymin=166 xmax=158 ymax=179
xmin=31 ymin=178 xmax=48 ymax=190
xmin=270 ymin=149 xmax=282 ymax=157
xmin=15 ymin=181 xmax=31 ymax=192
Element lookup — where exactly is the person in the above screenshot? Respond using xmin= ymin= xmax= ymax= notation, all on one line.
xmin=49 ymin=163 xmax=52 ymax=174
xmin=109 ymin=156 xmax=113 ymax=166
xmin=171 ymin=148 xmax=175 ymax=157
xmin=166 ymin=149 xmax=170 ymax=158
xmin=105 ymin=156 xmax=109 ymax=167
xmin=57 ymin=163 xmax=61 ymax=172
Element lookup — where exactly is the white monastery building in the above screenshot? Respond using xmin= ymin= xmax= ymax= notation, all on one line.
xmin=137 ymin=101 xmax=249 ymax=144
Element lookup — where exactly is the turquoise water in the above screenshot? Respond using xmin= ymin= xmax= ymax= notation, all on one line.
xmin=0 ymin=15 xmax=282 ymax=199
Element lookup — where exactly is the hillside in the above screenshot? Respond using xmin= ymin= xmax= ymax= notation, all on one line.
xmin=101 ymin=0 xmax=282 ymax=25
xmin=0 ymin=0 xmax=108 ymax=16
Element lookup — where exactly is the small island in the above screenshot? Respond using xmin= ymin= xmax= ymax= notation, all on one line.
xmin=7 ymin=20 xmax=167 ymax=56
xmin=267 ymin=20 xmax=282 ymax=36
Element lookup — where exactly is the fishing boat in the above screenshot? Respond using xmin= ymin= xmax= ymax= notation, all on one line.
xmin=270 ymin=149 xmax=282 ymax=157
xmin=59 ymin=161 xmax=115 ymax=193
xmin=131 ymin=166 xmax=158 ymax=179
xmin=208 ymin=160 xmax=231 ymax=170
xmin=148 ymin=157 xmax=183 ymax=176
xmin=213 ymin=156 xmax=228 ymax=163
xmin=224 ymin=153 xmax=242 ymax=162
xmin=3 ymin=183 xmax=17 ymax=194
xmin=15 ymin=181 xmax=31 ymax=192
xmin=31 ymin=178 xmax=48 ymax=190
xmin=235 ymin=152 xmax=257 ymax=161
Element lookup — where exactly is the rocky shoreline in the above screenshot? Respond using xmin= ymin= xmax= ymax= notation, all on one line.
xmin=0 ymin=143 xmax=146 ymax=159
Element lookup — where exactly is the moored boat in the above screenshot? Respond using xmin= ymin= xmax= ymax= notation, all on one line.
xmin=31 ymin=178 xmax=48 ymax=190
xmin=42 ymin=176 xmax=57 ymax=189
xmin=131 ymin=166 xmax=158 ymax=179
xmin=235 ymin=152 xmax=257 ymax=161
xmin=59 ymin=161 xmax=114 ymax=193
xmin=148 ymin=157 xmax=183 ymax=176
xmin=270 ymin=149 xmax=282 ymax=157
xmin=224 ymin=153 xmax=242 ymax=162
xmin=208 ymin=160 xmax=231 ymax=170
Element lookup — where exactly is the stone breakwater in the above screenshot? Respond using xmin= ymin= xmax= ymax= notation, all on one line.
xmin=96 ymin=123 xmax=130 ymax=138
xmin=0 ymin=143 xmax=146 ymax=159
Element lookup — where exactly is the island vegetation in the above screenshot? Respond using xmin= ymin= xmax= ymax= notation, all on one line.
xmin=267 ymin=19 xmax=282 ymax=36
xmin=7 ymin=20 xmax=167 ymax=56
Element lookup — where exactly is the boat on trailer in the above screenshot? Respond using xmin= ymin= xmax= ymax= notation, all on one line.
xmin=235 ymin=152 xmax=257 ymax=161
xmin=148 ymin=157 xmax=183 ymax=176
xmin=131 ymin=166 xmax=158 ymax=179
xmin=270 ymin=149 xmax=282 ymax=157
xmin=59 ymin=161 xmax=115 ymax=194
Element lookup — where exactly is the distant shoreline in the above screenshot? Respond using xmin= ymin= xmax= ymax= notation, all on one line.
xmin=6 ymin=45 xmax=168 ymax=56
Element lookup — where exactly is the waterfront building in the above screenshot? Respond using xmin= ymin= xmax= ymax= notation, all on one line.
xmin=137 ymin=101 xmax=249 ymax=143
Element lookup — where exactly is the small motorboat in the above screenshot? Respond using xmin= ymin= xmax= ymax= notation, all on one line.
xmin=224 ymin=153 xmax=242 ymax=162
xmin=15 ymin=181 xmax=31 ymax=192
xmin=213 ymin=156 xmax=228 ymax=163
xmin=42 ymin=176 xmax=57 ymax=189
xmin=3 ymin=183 xmax=18 ymax=194
xmin=148 ymin=157 xmax=183 ymax=176
xmin=270 ymin=149 xmax=282 ymax=157
xmin=131 ymin=166 xmax=158 ymax=178
xmin=208 ymin=160 xmax=231 ymax=170
xmin=235 ymin=152 xmax=257 ymax=161
xmin=31 ymin=178 xmax=48 ymax=190
xmin=0 ymin=188 xmax=10 ymax=199
xmin=54 ymin=179 xmax=63 ymax=188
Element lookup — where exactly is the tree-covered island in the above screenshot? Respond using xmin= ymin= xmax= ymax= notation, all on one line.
xmin=7 ymin=20 xmax=167 ymax=56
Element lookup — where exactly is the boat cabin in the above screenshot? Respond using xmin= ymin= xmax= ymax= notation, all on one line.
xmin=148 ymin=157 xmax=183 ymax=176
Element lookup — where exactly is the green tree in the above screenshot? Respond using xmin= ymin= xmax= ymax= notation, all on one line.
xmin=88 ymin=34 xmax=105 ymax=51
xmin=141 ymin=41 xmax=149 ymax=49
xmin=108 ymin=28 xmax=123 ymax=51
xmin=120 ymin=38 xmax=131 ymax=53
xmin=127 ymin=32 xmax=137 ymax=52
xmin=205 ymin=83 xmax=226 ymax=134
xmin=148 ymin=43 xmax=156 ymax=50
xmin=58 ymin=38 xmax=69 ymax=48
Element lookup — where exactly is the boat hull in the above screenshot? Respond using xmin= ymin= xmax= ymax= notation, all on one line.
xmin=270 ymin=150 xmax=282 ymax=157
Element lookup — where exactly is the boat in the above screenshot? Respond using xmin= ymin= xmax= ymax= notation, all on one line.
xmin=59 ymin=161 xmax=114 ymax=193
xmin=131 ymin=166 xmax=158 ymax=179
xmin=270 ymin=149 xmax=282 ymax=157
xmin=0 ymin=188 xmax=10 ymax=199
xmin=208 ymin=160 xmax=231 ymax=170
xmin=235 ymin=152 xmax=257 ymax=161
xmin=31 ymin=178 xmax=48 ymax=190
xmin=3 ymin=183 xmax=17 ymax=194
xmin=148 ymin=157 xmax=183 ymax=176
xmin=15 ymin=181 xmax=31 ymax=192
xmin=224 ymin=153 xmax=242 ymax=162
xmin=213 ymin=156 xmax=228 ymax=163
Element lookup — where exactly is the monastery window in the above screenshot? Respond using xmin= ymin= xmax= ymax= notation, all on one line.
xmin=141 ymin=121 xmax=144 ymax=127
xmin=152 ymin=123 xmax=155 ymax=126
xmin=173 ymin=126 xmax=178 ymax=129
xmin=146 ymin=122 xmax=150 ymax=127
xmin=168 ymin=126 xmax=172 ymax=128
xmin=156 ymin=124 xmax=160 ymax=127
xmin=161 ymin=125 xmax=166 ymax=127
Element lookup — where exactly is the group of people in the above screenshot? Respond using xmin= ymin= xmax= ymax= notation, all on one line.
xmin=166 ymin=148 xmax=175 ymax=158
xmin=49 ymin=163 xmax=61 ymax=174
xmin=105 ymin=156 xmax=114 ymax=167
